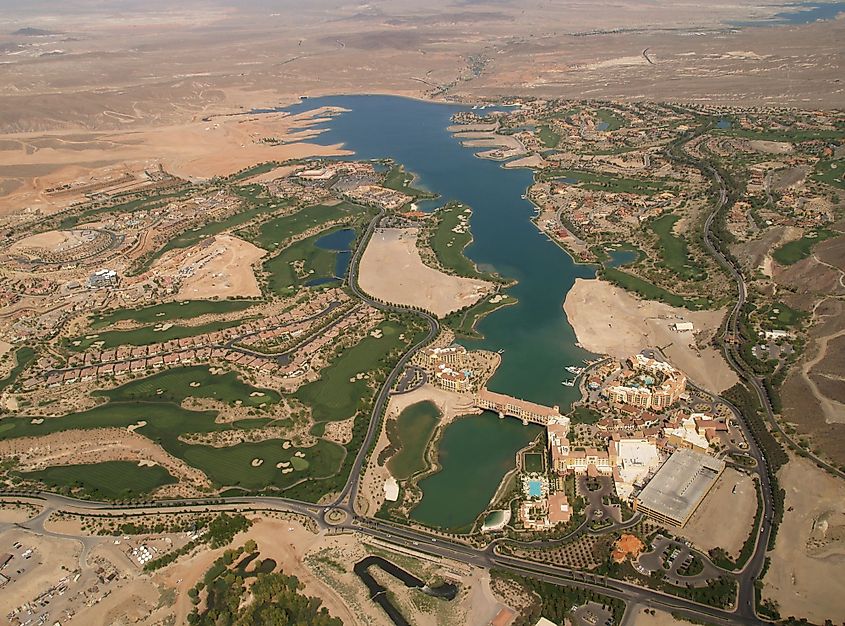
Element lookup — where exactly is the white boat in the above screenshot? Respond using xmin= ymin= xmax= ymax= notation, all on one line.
xmin=561 ymin=379 xmax=576 ymax=387
xmin=565 ymin=366 xmax=584 ymax=374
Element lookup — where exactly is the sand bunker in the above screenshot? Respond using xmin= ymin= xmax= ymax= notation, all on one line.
xmin=358 ymin=227 xmax=491 ymax=318
xmin=564 ymin=277 xmax=738 ymax=394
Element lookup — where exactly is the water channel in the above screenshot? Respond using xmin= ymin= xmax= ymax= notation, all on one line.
xmin=282 ymin=95 xmax=596 ymax=528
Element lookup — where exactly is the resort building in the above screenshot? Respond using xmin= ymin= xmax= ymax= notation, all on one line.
xmin=664 ymin=415 xmax=710 ymax=453
xmin=548 ymin=433 xmax=615 ymax=475
xmin=605 ymin=354 xmax=686 ymax=411
xmin=613 ymin=437 xmax=662 ymax=500
xmin=475 ymin=388 xmax=562 ymax=426
xmin=422 ymin=345 xmax=468 ymax=368
xmin=434 ymin=365 xmax=469 ymax=393
xmin=633 ymin=449 xmax=725 ymax=527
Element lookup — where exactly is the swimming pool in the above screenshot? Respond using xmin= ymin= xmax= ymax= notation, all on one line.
xmin=528 ymin=479 xmax=543 ymax=498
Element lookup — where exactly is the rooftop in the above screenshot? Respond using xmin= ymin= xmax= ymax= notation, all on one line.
xmin=635 ymin=449 xmax=725 ymax=524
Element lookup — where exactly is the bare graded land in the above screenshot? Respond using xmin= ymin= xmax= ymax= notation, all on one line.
xmin=673 ymin=468 xmax=757 ymax=557
xmin=150 ymin=233 xmax=267 ymax=300
xmin=764 ymin=454 xmax=845 ymax=624
xmin=358 ymin=227 xmax=492 ymax=318
xmin=0 ymin=108 xmax=349 ymax=216
xmin=563 ymin=277 xmax=738 ymax=394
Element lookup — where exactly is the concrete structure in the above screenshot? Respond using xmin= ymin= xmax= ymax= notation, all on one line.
xmin=633 ymin=449 xmax=726 ymax=527
xmin=673 ymin=321 xmax=694 ymax=332
xmin=87 ymin=268 xmax=118 ymax=288
xmin=475 ymin=388 xmax=562 ymax=425
xmin=614 ymin=437 xmax=662 ymax=500
xmin=605 ymin=354 xmax=686 ymax=411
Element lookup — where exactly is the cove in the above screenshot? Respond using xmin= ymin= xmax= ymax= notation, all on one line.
xmin=410 ymin=412 xmax=540 ymax=530
xmin=283 ymin=95 xmax=596 ymax=409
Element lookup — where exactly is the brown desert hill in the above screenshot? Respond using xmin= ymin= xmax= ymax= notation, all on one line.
xmin=781 ymin=297 xmax=845 ymax=467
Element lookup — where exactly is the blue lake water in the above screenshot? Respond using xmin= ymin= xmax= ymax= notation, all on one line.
xmin=315 ymin=227 xmax=355 ymax=278
xmin=283 ymin=95 xmax=596 ymax=409
xmin=732 ymin=1 xmax=845 ymax=26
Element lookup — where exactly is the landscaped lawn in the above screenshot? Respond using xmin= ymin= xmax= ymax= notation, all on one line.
xmin=537 ymin=125 xmax=561 ymax=148
xmin=523 ymin=452 xmax=545 ymax=473
xmin=20 ymin=461 xmax=176 ymax=499
xmin=383 ymin=165 xmax=436 ymax=200
xmin=387 ymin=400 xmax=440 ymax=480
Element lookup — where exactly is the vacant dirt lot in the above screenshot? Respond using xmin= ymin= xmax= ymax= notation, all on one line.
xmin=564 ymin=277 xmax=738 ymax=394
xmin=764 ymin=454 xmax=845 ymax=624
xmin=359 ymin=227 xmax=492 ymax=318
xmin=674 ymin=468 xmax=757 ymax=557
xmin=175 ymin=234 xmax=266 ymax=300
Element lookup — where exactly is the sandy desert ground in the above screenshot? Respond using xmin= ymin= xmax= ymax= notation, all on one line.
xmin=631 ymin=607 xmax=690 ymax=626
xmin=673 ymin=468 xmax=757 ymax=557
xmin=358 ymin=227 xmax=492 ymax=318
xmin=563 ymin=277 xmax=738 ymax=394
xmin=0 ymin=0 xmax=842 ymax=218
xmin=764 ymin=454 xmax=845 ymax=623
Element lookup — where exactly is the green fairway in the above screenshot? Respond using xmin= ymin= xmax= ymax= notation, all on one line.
xmin=811 ymin=159 xmax=845 ymax=189
xmin=90 ymin=300 xmax=256 ymax=330
xmin=650 ymin=214 xmax=705 ymax=281
xmin=387 ymin=400 xmax=440 ymax=480
xmin=97 ymin=366 xmax=281 ymax=407
xmin=758 ymin=302 xmax=805 ymax=330
xmin=537 ymin=125 xmax=561 ymax=148
xmin=383 ymin=165 xmax=437 ymax=200
xmin=249 ymin=201 xmax=367 ymax=251
xmin=444 ymin=293 xmax=516 ymax=338
xmin=539 ymin=168 xmax=673 ymax=195
xmin=596 ymin=109 xmax=625 ymax=131
xmin=772 ymin=228 xmax=838 ymax=265
xmin=20 ymin=461 xmax=176 ymax=499
xmin=601 ymin=266 xmax=711 ymax=310
xmin=0 ymin=347 xmax=36 ymax=393
xmin=429 ymin=203 xmax=490 ymax=280
xmin=715 ymin=127 xmax=844 ymax=142
xmin=181 ymin=438 xmax=344 ymax=491
xmin=295 ymin=320 xmax=415 ymax=423
xmin=262 ymin=228 xmax=344 ymax=294
xmin=68 ymin=317 xmax=247 ymax=351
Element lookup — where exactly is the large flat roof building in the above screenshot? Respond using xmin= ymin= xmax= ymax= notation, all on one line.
xmin=633 ymin=449 xmax=725 ymax=527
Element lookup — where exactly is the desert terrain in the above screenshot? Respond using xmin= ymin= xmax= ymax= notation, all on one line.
xmin=563 ymin=277 xmax=738 ymax=394
xmin=764 ymin=453 xmax=845 ymax=623
xmin=1 ymin=0 xmax=844 ymax=218
xmin=358 ymin=227 xmax=492 ymax=317
xmin=673 ymin=468 xmax=757 ymax=557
